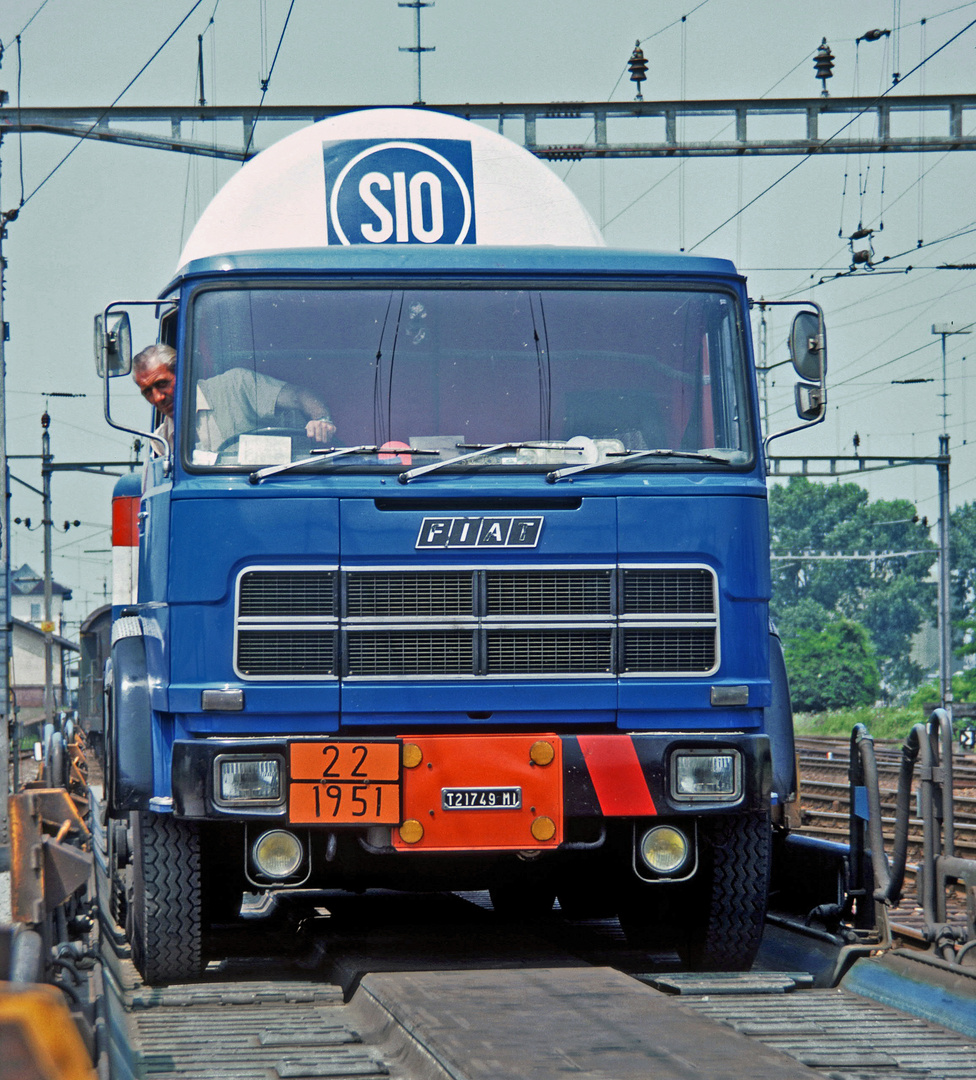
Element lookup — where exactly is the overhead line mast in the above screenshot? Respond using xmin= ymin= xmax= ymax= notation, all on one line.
xmin=2 ymin=96 xmax=973 ymax=162
xmin=398 ymin=1 xmax=435 ymax=106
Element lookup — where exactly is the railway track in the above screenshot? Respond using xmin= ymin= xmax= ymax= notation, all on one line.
xmin=794 ymin=735 xmax=976 ymax=846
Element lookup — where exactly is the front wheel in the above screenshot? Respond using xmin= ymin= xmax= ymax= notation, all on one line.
xmin=679 ymin=811 xmax=771 ymax=971
xmin=128 ymin=812 xmax=203 ymax=985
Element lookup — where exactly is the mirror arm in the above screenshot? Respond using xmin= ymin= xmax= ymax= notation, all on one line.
xmin=763 ymin=391 xmax=827 ymax=457
xmin=101 ymin=353 xmax=171 ymax=470
xmin=97 ymin=299 xmax=176 ymax=473
xmin=756 ymin=299 xmax=828 ymax=458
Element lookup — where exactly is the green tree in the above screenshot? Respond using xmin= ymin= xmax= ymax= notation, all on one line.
xmin=769 ymin=476 xmax=936 ymax=696
xmin=950 ymin=502 xmax=976 ymax=664
xmin=784 ymin=618 xmax=881 ymax=711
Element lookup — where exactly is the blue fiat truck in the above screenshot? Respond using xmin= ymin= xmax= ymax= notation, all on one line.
xmin=94 ymin=109 xmax=825 ymax=984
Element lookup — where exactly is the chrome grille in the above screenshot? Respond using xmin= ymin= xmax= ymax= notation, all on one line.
xmin=622 ymin=628 xmax=716 ymax=673
xmin=237 ymin=630 xmax=336 ymax=676
xmin=347 ymin=630 xmax=473 ymax=676
xmin=622 ymin=567 xmax=714 ymax=614
xmin=239 ymin=570 xmax=335 ymax=618
xmin=347 ymin=571 xmax=473 ymax=617
xmin=234 ymin=563 xmax=718 ymax=679
xmin=486 ymin=570 xmax=612 ymax=615
xmin=486 ymin=629 xmax=613 ymax=674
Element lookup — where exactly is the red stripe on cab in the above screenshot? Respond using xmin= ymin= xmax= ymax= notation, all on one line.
xmin=576 ymin=735 xmax=657 ymax=816
xmin=112 ymin=495 xmax=140 ymax=547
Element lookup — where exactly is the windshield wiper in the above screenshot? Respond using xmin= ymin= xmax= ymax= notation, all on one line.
xmin=249 ymin=445 xmax=435 ymax=484
xmin=546 ymin=448 xmax=740 ymax=483
xmin=398 ymin=442 xmax=576 ymax=484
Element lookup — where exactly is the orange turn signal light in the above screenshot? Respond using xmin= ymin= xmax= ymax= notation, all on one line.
xmin=399 ymin=819 xmax=425 ymax=844
xmin=529 ymin=740 xmax=555 ymax=767
xmin=402 ymin=743 xmax=423 ymax=769
xmin=530 ymin=816 xmax=556 ymax=842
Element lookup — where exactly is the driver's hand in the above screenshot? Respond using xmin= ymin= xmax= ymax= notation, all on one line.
xmin=306 ymin=418 xmax=337 ymax=443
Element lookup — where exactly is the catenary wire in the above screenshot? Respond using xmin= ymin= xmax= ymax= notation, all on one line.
xmin=242 ymin=0 xmax=296 ymax=160
xmin=17 ymin=0 xmax=208 ymax=209
xmin=687 ymin=16 xmax=976 ymax=252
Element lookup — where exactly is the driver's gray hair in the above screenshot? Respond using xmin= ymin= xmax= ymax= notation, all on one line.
xmin=133 ymin=343 xmax=176 ymax=375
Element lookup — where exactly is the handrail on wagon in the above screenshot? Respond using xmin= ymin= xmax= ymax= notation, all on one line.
xmin=848 ymin=710 xmax=975 ymax=963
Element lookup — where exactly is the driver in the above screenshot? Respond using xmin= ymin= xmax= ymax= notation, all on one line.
xmin=132 ymin=344 xmax=336 ymax=457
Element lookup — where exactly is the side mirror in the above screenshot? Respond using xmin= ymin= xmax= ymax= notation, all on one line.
xmin=794 ymin=381 xmax=824 ymax=421
xmin=94 ymin=311 xmax=132 ymax=377
xmin=788 ymin=310 xmax=826 ymax=382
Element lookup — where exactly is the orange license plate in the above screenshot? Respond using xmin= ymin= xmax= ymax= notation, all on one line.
xmin=289 ymin=741 xmax=401 ymax=825
xmin=394 ymin=733 xmax=563 ymax=851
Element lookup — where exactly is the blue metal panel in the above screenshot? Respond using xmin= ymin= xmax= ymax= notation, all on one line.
xmin=168 ymin=684 xmax=340 ymax=717
xmin=167 ymin=601 xmax=237 ymax=685
xmin=616 ymin=703 xmax=766 ymax=731
xmin=616 ymin=493 xmax=770 ymax=599
xmin=842 ymin=956 xmax=976 ymax=1038
xmin=141 ymin=607 xmax=170 ymax=713
xmin=168 ymin=495 xmax=340 ymax=603
xmin=170 ymin=246 xmax=742 ymax=291
xmin=340 ymin=680 xmax=617 ymax=725
xmin=139 ymin=476 xmax=171 ymax=605
xmin=339 ymin=495 xmax=615 ymax=561
xmin=179 ymin=710 xmax=340 ymax=736
xmin=150 ymin=709 xmax=175 ymax=805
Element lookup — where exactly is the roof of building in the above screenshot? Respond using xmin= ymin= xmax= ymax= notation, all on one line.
xmin=11 ymin=564 xmax=73 ymax=599
xmin=11 ymin=617 xmax=79 ymax=652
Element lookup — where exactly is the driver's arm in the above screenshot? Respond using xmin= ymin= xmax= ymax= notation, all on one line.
xmin=277 ymin=385 xmax=336 ymax=443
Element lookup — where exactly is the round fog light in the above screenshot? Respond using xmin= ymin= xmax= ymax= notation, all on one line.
xmin=252 ymin=829 xmax=303 ymax=879
xmin=639 ymin=826 xmax=689 ymax=875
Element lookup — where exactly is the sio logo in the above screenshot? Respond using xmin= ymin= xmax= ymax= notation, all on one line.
xmin=323 ymin=138 xmax=476 ymax=246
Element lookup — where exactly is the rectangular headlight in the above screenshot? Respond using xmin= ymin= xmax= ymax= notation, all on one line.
xmin=671 ymin=749 xmax=741 ymax=801
xmin=217 ymin=756 xmax=282 ymax=804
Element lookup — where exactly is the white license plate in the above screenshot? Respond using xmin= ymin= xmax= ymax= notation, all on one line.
xmin=441 ymin=787 xmax=522 ymax=810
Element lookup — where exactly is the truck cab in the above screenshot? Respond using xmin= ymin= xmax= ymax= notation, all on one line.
xmin=96 ymin=109 xmax=824 ymax=984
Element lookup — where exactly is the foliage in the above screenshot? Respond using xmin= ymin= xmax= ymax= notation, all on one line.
xmin=950 ymin=502 xmax=976 ymax=624
xmin=769 ymin=476 xmax=936 ymax=696
xmin=792 ymin=705 xmax=923 ymax=742
xmin=910 ymin=668 xmax=976 ymax=706
xmin=770 ymin=595 xmax=831 ymax=641
xmin=783 ymin=617 xmax=880 ymax=712
xmin=959 ymin=618 xmax=976 ymax=661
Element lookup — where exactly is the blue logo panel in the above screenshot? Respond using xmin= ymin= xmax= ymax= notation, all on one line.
xmin=323 ymin=138 xmax=476 ymax=246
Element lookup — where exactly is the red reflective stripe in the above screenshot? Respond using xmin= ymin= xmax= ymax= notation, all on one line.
xmin=577 ymin=735 xmax=656 ymax=816
xmin=112 ymin=495 xmax=140 ymax=547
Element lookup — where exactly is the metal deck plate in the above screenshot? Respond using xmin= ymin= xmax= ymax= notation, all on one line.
xmin=679 ymin=985 xmax=976 ymax=1079
xmin=351 ymin=966 xmax=824 ymax=1080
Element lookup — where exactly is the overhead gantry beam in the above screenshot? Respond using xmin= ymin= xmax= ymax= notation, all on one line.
xmin=1 ymin=95 xmax=974 ymax=161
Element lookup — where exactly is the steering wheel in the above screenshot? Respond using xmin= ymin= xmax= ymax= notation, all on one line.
xmin=215 ymin=427 xmax=313 ymax=458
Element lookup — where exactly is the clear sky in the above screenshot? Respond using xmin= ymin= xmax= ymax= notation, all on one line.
xmin=0 ymin=0 xmax=974 ymax=631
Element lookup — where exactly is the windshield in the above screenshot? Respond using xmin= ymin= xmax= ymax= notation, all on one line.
xmin=183 ymin=284 xmax=754 ymax=472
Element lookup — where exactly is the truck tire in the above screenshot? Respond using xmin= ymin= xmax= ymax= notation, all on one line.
xmin=679 ymin=810 xmax=771 ymax=971
xmin=128 ymin=811 xmax=203 ymax=985
xmin=107 ymin=819 xmax=130 ymax=933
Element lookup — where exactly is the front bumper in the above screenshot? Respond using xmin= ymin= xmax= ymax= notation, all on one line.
xmin=172 ymin=731 xmax=772 ymax=851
